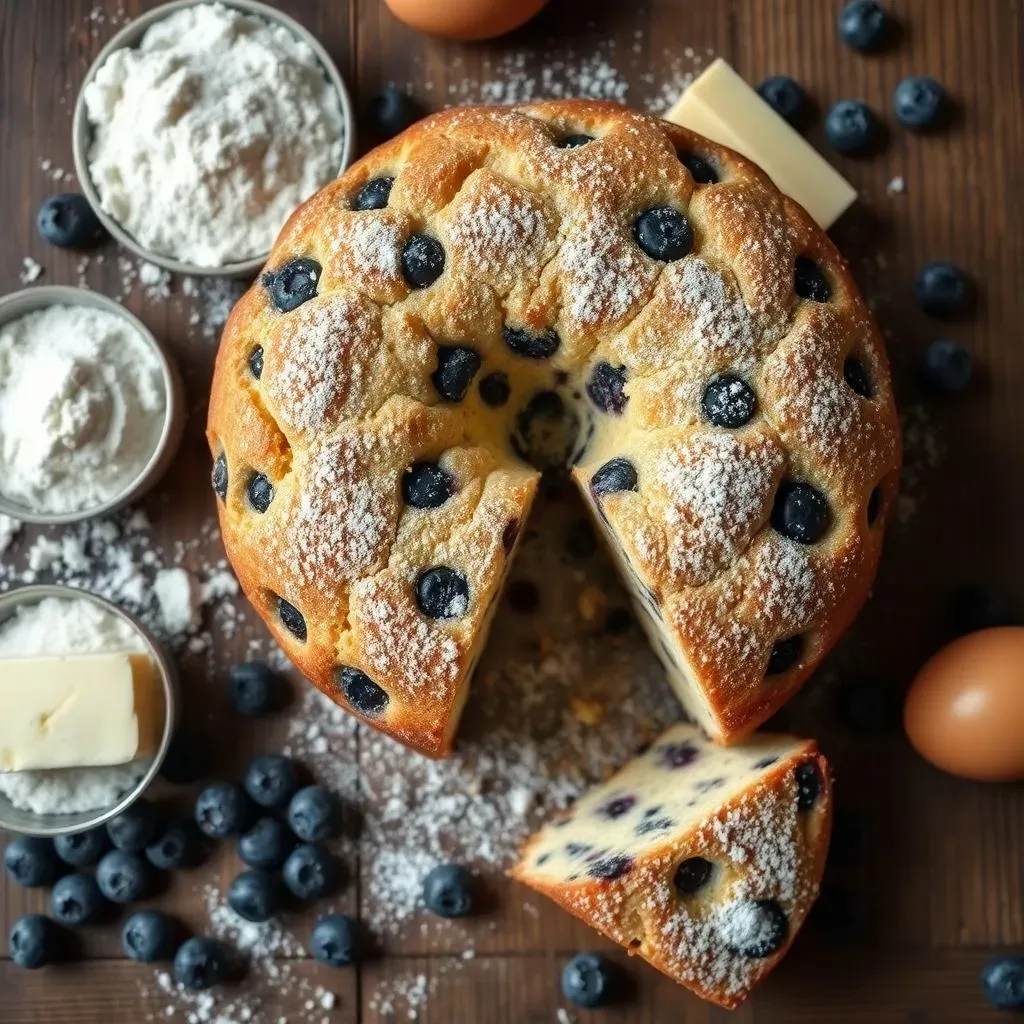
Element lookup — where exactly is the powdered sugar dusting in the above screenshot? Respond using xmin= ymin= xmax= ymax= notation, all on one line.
xmin=334 ymin=214 xmax=403 ymax=281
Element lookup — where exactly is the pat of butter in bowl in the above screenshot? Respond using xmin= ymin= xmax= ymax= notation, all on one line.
xmin=0 ymin=652 xmax=162 ymax=772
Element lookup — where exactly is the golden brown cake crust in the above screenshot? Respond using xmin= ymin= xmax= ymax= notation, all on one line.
xmin=208 ymin=100 xmax=901 ymax=755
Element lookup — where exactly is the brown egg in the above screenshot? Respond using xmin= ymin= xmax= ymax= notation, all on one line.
xmin=384 ymin=0 xmax=547 ymax=42
xmin=904 ymin=627 xmax=1024 ymax=782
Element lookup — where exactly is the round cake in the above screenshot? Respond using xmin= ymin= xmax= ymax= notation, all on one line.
xmin=207 ymin=100 xmax=901 ymax=757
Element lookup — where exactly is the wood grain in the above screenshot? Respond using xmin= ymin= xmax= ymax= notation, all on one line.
xmin=1 ymin=0 xmax=1023 ymax=1021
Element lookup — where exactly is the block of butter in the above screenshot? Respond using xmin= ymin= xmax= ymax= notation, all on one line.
xmin=0 ymin=652 xmax=162 ymax=772
xmin=665 ymin=59 xmax=858 ymax=229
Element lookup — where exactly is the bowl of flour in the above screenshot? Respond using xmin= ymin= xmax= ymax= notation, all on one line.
xmin=0 ymin=286 xmax=185 ymax=524
xmin=73 ymin=0 xmax=353 ymax=276
xmin=0 ymin=586 xmax=177 ymax=836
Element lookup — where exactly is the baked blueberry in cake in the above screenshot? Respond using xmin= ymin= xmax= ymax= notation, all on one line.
xmin=208 ymin=100 xmax=901 ymax=756
xmin=511 ymin=722 xmax=832 ymax=1008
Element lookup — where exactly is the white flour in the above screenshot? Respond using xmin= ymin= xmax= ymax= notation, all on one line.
xmin=0 ymin=597 xmax=146 ymax=814
xmin=83 ymin=1 xmax=345 ymax=267
xmin=0 ymin=304 xmax=165 ymax=514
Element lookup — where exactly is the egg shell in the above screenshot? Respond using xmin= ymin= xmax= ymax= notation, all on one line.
xmin=384 ymin=0 xmax=547 ymax=42
xmin=904 ymin=626 xmax=1024 ymax=782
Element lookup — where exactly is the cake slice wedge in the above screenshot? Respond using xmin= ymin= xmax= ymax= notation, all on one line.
xmin=511 ymin=722 xmax=831 ymax=1008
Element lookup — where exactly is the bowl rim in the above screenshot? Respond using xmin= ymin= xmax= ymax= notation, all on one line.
xmin=0 ymin=584 xmax=178 ymax=837
xmin=0 ymin=284 xmax=186 ymax=525
xmin=71 ymin=0 xmax=357 ymax=278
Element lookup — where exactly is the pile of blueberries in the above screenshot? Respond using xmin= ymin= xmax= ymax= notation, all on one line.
xmin=1 ymin=661 xmax=479 ymax=993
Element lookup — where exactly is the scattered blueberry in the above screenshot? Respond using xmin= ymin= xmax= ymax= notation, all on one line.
xmin=36 ymin=192 xmax=105 ymax=248
xmin=264 ymin=257 xmax=321 ymax=313
xmin=771 ymin=480 xmax=831 ymax=544
xmin=311 ymin=914 xmax=359 ymax=967
xmin=825 ymin=100 xmax=882 ymax=156
xmin=423 ymin=863 xmax=475 ymax=918
xmin=366 ymin=86 xmax=420 ymax=139
xmin=794 ymin=255 xmax=831 ymax=302
xmin=479 ymin=371 xmax=511 ymax=406
xmin=678 ymin=150 xmax=718 ymax=184
xmin=724 ymin=899 xmax=789 ymax=957
xmin=561 ymin=952 xmax=617 ymax=1008
xmin=557 ymin=133 xmax=594 ymax=148
xmin=238 ymin=817 xmax=293 ymax=870
xmin=401 ymin=233 xmax=445 ymax=288
xmin=633 ymin=207 xmax=693 ymax=261
xmin=952 ymin=584 xmax=1016 ymax=635
xmin=915 ymin=261 xmax=973 ymax=318
xmin=836 ymin=676 xmax=899 ymax=733
xmin=228 ymin=661 xmax=288 ymax=717
xmin=54 ymin=828 xmax=108 ymax=868
xmin=107 ymin=798 xmax=159 ymax=852
xmin=244 ymin=754 xmax=298 ymax=811
xmin=96 ymin=850 xmax=149 ymax=904
xmin=287 ymin=785 xmax=340 ymax=843
xmin=702 ymin=374 xmax=757 ymax=428
xmin=9 ymin=914 xmax=61 ymax=970
xmin=590 ymin=457 xmax=638 ymax=497
xmin=123 ymin=910 xmax=177 ymax=963
xmin=351 ymin=176 xmax=395 ymax=211
xmin=894 ymin=76 xmax=949 ymax=131
xmin=50 ymin=873 xmax=105 ymax=926
xmin=921 ymin=340 xmax=972 ymax=395
xmin=982 ymin=956 xmax=1024 ymax=1011
xmin=503 ymin=324 xmax=560 ymax=359
xmin=674 ymin=856 xmax=713 ymax=895
xmin=212 ymin=453 xmax=228 ymax=502
xmin=174 ymin=936 xmax=230 ymax=991
xmin=228 ymin=869 xmax=281 ymax=923
xmin=416 ymin=566 xmax=470 ymax=619
xmin=837 ymin=0 xmax=893 ymax=52
xmin=4 ymin=837 xmax=58 ymax=888
xmin=278 ymin=597 xmax=307 ymax=640
xmin=247 ymin=472 xmax=274 ymax=513
xmin=337 ymin=666 xmax=389 ymax=716
xmin=586 ymin=361 xmax=628 ymax=415
xmin=766 ymin=635 xmax=804 ymax=675
xmin=283 ymin=844 xmax=340 ymax=901
xmin=195 ymin=783 xmax=251 ymax=839
xmin=432 ymin=345 xmax=481 ymax=401
xmin=146 ymin=820 xmax=201 ymax=871
xmin=757 ymin=76 xmax=810 ymax=127
xmin=403 ymin=461 xmax=456 ymax=509
xmin=795 ymin=762 xmax=821 ymax=811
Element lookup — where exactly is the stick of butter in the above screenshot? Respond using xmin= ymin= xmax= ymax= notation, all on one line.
xmin=0 ymin=652 xmax=163 ymax=772
xmin=665 ymin=58 xmax=858 ymax=229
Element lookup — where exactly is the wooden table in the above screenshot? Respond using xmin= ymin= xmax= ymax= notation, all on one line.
xmin=1 ymin=0 xmax=1022 ymax=1020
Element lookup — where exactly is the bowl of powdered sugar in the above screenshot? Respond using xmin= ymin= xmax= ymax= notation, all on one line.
xmin=0 ymin=286 xmax=185 ymax=524
xmin=73 ymin=0 xmax=353 ymax=276
xmin=0 ymin=586 xmax=177 ymax=836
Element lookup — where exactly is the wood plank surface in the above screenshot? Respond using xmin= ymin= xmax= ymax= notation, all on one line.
xmin=1 ymin=0 xmax=1023 ymax=1021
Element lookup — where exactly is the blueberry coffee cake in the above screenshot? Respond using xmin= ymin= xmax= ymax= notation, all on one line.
xmin=512 ymin=723 xmax=832 ymax=1008
xmin=208 ymin=100 xmax=901 ymax=756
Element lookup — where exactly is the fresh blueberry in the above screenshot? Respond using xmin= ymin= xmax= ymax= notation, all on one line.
xmin=146 ymin=820 xmax=201 ymax=871
xmin=795 ymin=762 xmax=821 ymax=811
xmin=479 ymin=371 xmax=511 ymax=406
xmin=195 ymin=783 xmax=251 ymax=839
xmin=702 ymin=374 xmax=757 ymax=428
xmin=212 ymin=453 xmax=228 ymax=501
xmin=921 ymin=340 xmax=972 ymax=395
xmin=282 ymin=844 xmax=340 ymax=901
xmin=96 ymin=850 xmax=149 ymax=904
xmin=287 ymin=785 xmax=340 ymax=843
xmin=415 ymin=566 xmax=470 ymax=619
xmin=50 ymin=873 xmax=105 ymax=926
xmin=123 ymin=910 xmax=177 ymax=962
xmin=590 ymin=457 xmax=638 ymax=497
xmin=264 ymin=257 xmax=321 ymax=313
xmin=678 ymin=150 xmax=718 ymax=184
xmin=174 ymin=936 xmax=231 ymax=990
xmin=766 ymin=635 xmax=804 ymax=675
xmin=228 ymin=661 xmax=288 ymax=717
xmin=244 ymin=754 xmax=298 ymax=811
xmin=107 ymin=798 xmax=158 ymax=852
xmin=248 ymin=345 xmax=264 ymax=379
xmin=228 ymin=869 xmax=281 ymax=923
xmin=982 ymin=956 xmax=1024 ymax=1011
xmin=837 ymin=0 xmax=892 ymax=52
xmin=401 ymin=234 xmax=445 ymax=288
xmin=894 ymin=76 xmax=949 ymax=131
xmin=556 ymin=133 xmax=594 ymax=148
xmin=952 ymin=584 xmax=1016 ymax=635
xmin=54 ymin=828 xmax=108 ymax=868
xmin=4 ymin=837 xmax=58 ymax=888
xmin=366 ymin=86 xmax=421 ymax=139
xmin=403 ymin=461 xmax=455 ymax=509
xmin=160 ymin=727 xmax=210 ymax=785
xmin=247 ymin=472 xmax=274 ymax=513
xmin=674 ymin=856 xmax=713 ymax=895
xmin=337 ymin=666 xmax=389 ymax=716
xmin=503 ymin=324 xmax=560 ymax=359
xmin=432 ymin=344 xmax=481 ymax=401
xmin=351 ymin=176 xmax=395 ymax=211
xmin=757 ymin=76 xmax=810 ymax=127
xmin=277 ymin=596 xmax=307 ymax=641
xmin=825 ymin=100 xmax=882 ymax=156
xmin=586 ymin=361 xmax=628 ymax=415
xmin=915 ymin=261 xmax=973 ymax=318
xmin=771 ymin=481 xmax=831 ymax=544
xmin=237 ymin=817 xmax=293 ymax=870
xmin=423 ymin=863 xmax=475 ymax=918
xmin=561 ymin=952 xmax=618 ymax=1008
xmin=9 ymin=914 xmax=61 ymax=969
xmin=724 ymin=899 xmax=789 ymax=957
xmin=311 ymin=914 xmax=359 ymax=967
xmin=633 ymin=207 xmax=693 ymax=261
xmin=36 ymin=192 xmax=105 ymax=248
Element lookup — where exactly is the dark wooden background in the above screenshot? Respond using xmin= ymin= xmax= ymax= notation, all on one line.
xmin=1 ymin=0 xmax=1022 ymax=1020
